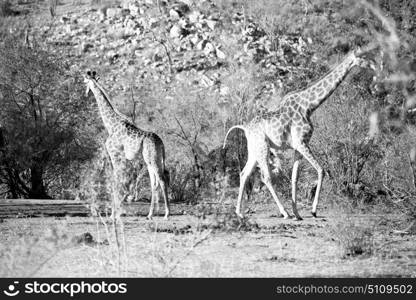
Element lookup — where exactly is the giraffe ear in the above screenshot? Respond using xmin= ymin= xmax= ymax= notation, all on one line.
xmin=86 ymin=70 xmax=91 ymax=77
xmin=92 ymin=70 xmax=97 ymax=77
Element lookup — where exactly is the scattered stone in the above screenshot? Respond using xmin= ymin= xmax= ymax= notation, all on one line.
xmin=148 ymin=17 xmax=159 ymax=28
xmin=188 ymin=10 xmax=201 ymax=23
xmin=60 ymin=16 xmax=70 ymax=24
xmin=80 ymin=42 xmax=94 ymax=53
xmin=72 ymin=232 xmax=95 ymax=245
xmin=172 ymin=2 xmax=190 ymax=16
xmin=169 ymin=9 xmax=181 ymax=20
xmin=169 ymin=24 xmax=183 ymax=38
xmin=106 ymin=7 xmax=122 ymax=19
xmin=215 ymin=47 xmax=226 ymax=59
xmin=206 ymin=19 xmax=217 ymax=30
xmin=203 ymin=42 xmax=215 ymax=55
xmin=196 ymin=39 xmax=207 ymax=50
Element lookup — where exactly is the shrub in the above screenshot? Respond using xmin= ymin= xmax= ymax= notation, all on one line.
xmin=168 ymin=164 xmax=202 ymax=204
xmin=331 ymin=215 xmax=375 ymax=258
xmin=0 ymin=37 xmax=97 ymax=199
xmin=0 ymin=1 xmax=13 ymax=17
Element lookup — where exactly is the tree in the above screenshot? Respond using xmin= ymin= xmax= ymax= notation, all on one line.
xmin=0 ymin=38 xmax=96 ymax=199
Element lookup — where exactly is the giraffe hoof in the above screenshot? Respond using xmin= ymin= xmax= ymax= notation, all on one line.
xmin=236 ymin=212 xmax=244 ymax=219
xmin=282 ymin=214 xmax=291 ymax=219
xmin=163 ymin=215 xmax=169 ymax=220
xmin=146 ymin=215 xmax=153 ymax=220
xmin=295 ymin=216 xmax=303 ymax=221
xmin=311 ymin=212 xmax=317 ymax=218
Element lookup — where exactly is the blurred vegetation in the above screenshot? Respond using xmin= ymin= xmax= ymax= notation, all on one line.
xmin=0 ymin=37 xmax=98 ymax=198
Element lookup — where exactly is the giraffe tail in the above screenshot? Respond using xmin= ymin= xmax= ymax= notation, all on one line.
xmin=223 ymin=125 xmax=246 ymax=149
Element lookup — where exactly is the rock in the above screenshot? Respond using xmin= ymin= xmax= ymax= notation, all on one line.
xmin=169 ymin=9 xmax=180 ymax=20
xmin=72 ymin=232 xmax=95 ymax=245
xmin=188 ymin=10 xmax=201 ymax=23
xmin=153 ymin=48 xmax=164 ymax=62
xmin=215 ymin=47 xmax=226 ymax=59
xmin=179 ymin=0 xmax=194 ymax=6
xmin=220 ymin=85 xmax=230 ymax=96
xmin=98 ymin=7 xmax=107 ymax=21
xmin=80 ymin=42 xmax=94 ymax=53
xmin=107 ymin=7 xmax=124 ymax=18
xmin=121 ymin=0 xmax=130 ymax=9
xmin=60 ymin=16 xmax=70 ymax=24
xmin=206 ymin=19 xmax=217 ymax=30
xmin=129 ymin=4 xmax=140 ymax=16
xmin=148 ymin=17 xmax=159 ymax=28
xmin=172 ymin=2 xmax=190 ymax=16
xmin=203 ymin=42 xmax=215 ymax=55
xmin=124 ymin=18 xmax=138 ymax=33
xmin=121 ymin=8 xmax=131 ymax=17
xmin=169 ymin=25 xmax=183 ymax=38
xmin=200 ymin=73 xmax=215 ymax=87
xmin=196 ymin=39 xmax=207 ymax=51
xmin=190 ymin=34 xmax=200 ymax=45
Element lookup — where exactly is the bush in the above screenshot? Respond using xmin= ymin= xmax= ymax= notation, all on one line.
xmin=0 ymin=37 xmax=97 ymax=199
xmin=168 ymin=164 xmax=202 ymax=204
xmin=331 ymin=215 xmax=375 ymax=258
xmin=0 ymin=1 xmax=13 ymax=17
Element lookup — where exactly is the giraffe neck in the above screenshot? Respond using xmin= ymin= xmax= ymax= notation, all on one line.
xmin=89 ymin=82 xmax=124 ymax=134
xmin=301 ymin=52 xmax=358 ymax=115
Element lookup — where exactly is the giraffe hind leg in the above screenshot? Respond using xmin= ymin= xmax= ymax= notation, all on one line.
xmin=142 ymin=138 xmax=170 ymax=219
xmin=256 ymin=141 xmax=290 ymax=219
xmin=236 ymin=157 xmax=257 ymax=218
xmin=295 ymin=143 xmax=324 ymax=218
xmin=156 ymin=169 xmax=170 ymax=219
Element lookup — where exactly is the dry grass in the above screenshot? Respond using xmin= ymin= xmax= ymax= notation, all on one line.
xmin=0 ymin=201 xmax=414 ymax=277
xmin=331 ymin=215 xmax=376 ymax=258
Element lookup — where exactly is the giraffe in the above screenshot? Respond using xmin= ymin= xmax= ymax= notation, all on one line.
xmin=84 ymin=71 xmax=170 ymax=220
xmin=223 ymin=48 xmax=375 ymax=220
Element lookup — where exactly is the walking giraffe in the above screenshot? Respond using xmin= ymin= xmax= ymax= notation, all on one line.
xmin=84 ymin=71 xmax=170 ymax=220
xmin=223 ymin=48 xmax=375 ymax=220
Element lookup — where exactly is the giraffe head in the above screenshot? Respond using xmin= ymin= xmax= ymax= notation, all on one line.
xmin=352 ymin=47 xmax=377 ymax=70
xmin=84 ymin=70 xmax=100 ymax=96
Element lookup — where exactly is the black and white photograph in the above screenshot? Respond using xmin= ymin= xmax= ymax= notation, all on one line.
xmin=0 ymin=0 xmax=415 ymax=287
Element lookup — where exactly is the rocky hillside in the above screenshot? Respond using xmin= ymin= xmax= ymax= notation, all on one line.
xmin=21 ymin=0 xmax=317 ymax=111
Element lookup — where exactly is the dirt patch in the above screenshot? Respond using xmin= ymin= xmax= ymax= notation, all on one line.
xmin=0 ymin=205 xmax=414 ymax=277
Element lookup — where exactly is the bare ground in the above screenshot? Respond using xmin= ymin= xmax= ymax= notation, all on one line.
xmin=0 ymin=199 xmax=414 ymax=278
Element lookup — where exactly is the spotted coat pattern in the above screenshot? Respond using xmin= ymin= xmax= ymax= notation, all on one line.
xmin=224 ymin=50 xmax=373 ymax=220
xmin=85 ymin=73 xmax=170 ymax=220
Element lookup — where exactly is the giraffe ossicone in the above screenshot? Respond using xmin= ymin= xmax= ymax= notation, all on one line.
xmin=223 ymin=48 xmax=376 ymax=220
xmin=84 ymin=71 xmax=170 ymax=220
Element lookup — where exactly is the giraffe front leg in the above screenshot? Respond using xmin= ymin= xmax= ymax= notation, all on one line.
xmin=146 ymin=169 xmax=157 ymax=220
xmin=158 ymin=173 xmax=170 ymax=220
xmin=295 ymin=143 xmax=324 ymax=218
xmin=105 ymin=139 xmax=126 ymax=221
xmin=291 ymin=156 xmax=303 ymax=221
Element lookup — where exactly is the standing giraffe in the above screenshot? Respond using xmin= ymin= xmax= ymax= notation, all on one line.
xmin=223 ymin=48 xmax=375 ymax=220
xmin=84 ymin=71 xmax=170 ymax=220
